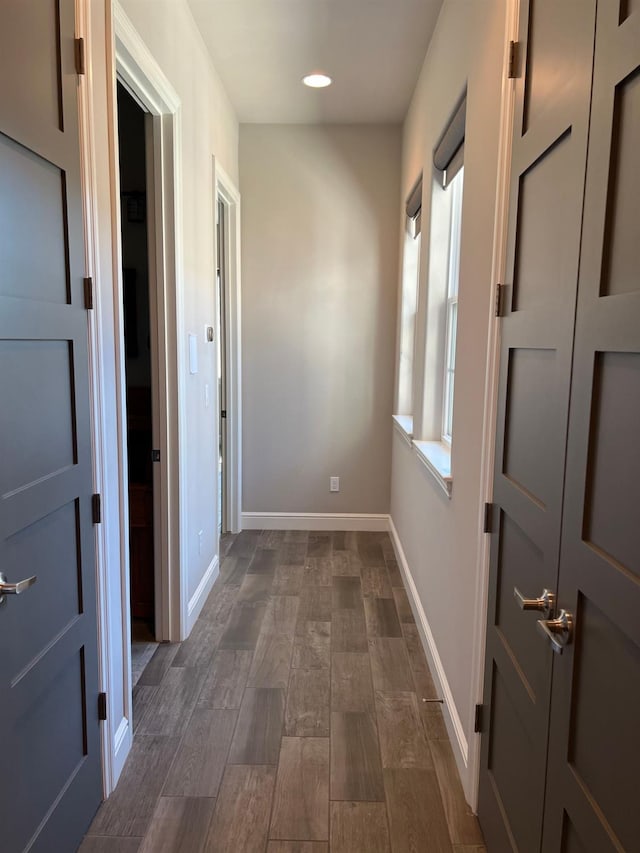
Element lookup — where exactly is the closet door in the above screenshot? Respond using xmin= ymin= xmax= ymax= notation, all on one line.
xmin=541 ymin=4 xmax=640 ymax=850
xmin=477 ymin=2 xmax=596 ymax=850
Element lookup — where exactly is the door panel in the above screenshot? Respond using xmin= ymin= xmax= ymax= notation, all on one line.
xmin=0 ymin=1 xmax=103 ymax=851
xmin=478 ymin=1 xmax=597 ymax=849
xmin=542 ymin=5 xmax=640 ymax=850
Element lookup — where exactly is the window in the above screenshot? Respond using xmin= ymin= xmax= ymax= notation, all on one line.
xmin=442 ymin=163 xmax=464 ymax=443
xmin=396 ymin=174 xmax=422 ymax=425
xmin=411 ymin=94 xmax=465 ymax=496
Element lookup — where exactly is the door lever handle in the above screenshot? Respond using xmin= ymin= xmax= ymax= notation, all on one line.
xmin=0 ymin=571 xmax=37 ymax=604
xmin=514 ymin=587 xmax=555 ymax=618
xmin=537 ymin=609 xmax=574 ymax=654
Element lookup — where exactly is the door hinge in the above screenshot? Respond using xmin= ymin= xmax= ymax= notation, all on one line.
xmin=84 ymin=276 xmax=94 ymax=310
xmin=221 ymin=410 xmax=227 ymax=419
xmin=98 ymin=692 xmax=107 ymax=721
xmin=495 ymin=283 xmax=507 ymax=317
xmin=75 ymin=37 xmax=86 ymax=76
xmin=483 ymin=502 xmax=494 ymax=534
xmin=508 ymin=40 xmax=519 ymax=79
xmin=92 ymin=493 xmax=102 ymax=524
xmin=151 ymin=449 xmax=161 ymax=462
xmin=474 ymin=703 xmax=484 ymax=733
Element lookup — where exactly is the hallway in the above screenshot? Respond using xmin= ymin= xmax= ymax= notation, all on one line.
xmin=80 ymin=530 xmax=485 ymax=852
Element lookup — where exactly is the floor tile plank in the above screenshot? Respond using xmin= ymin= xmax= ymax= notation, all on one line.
xmin=330 ymin=712 xmax=384 ymax=801
xmin=292 ymin=621 xmax=331 ymax=669
xmin=303 ymin=556 xmax=332 ymax=587
xmin=307 ymin=533 xmax=332 ymax=558
xmin=363 ymin=598 xmax=403 ymax=638
xmin=403 ymin=624 xmax=429 ymax=673
xmin=197 ymin=649 xmax=253 ymax=709
xmin=384 ymin=558 xmax=404 ymax=588
xmin=261 ymin=595 xmax=300 ymax=636
xmin=247 ymin=548 xmax=279 ymax=575
xmin=285 ymin=667 xmax=330 ymax=737
xmin=330 ymin=802 xmax=391 ymax=853
xmin=78 ymin=839 xmax=141 ymax=853
xmin=272 ymin=564 xmax=304 ymax=596
xmin=88 ymin=735 xmax=180 ymax=837
xmin=384 ymin=768 xmax=452 ymax=853
xmin=331 ymin=652 xmax=374 ymax=712
xmin=375 ymin=691 xmax=432 ymax=769
xmin=228 ymin=688 xmax=285 ymax=765
xmin=132 ymin=685 xmax=158 ymax=733
xmin=332 ymin=576 xmax=363 ymax=610
xmin=368 ymin=637 xmax=414 ymax=692
xmin=220 ymin=555 xmax=251 ymax=586
xmin=270 ymin=737 xmax=330 ymax=841
xmin=330 ymin=551 xmax=359 ymax=577
xmin=204 ymin=765 xmax=276 ymax=853
xmin=297 ymin=587 xmax=332 ymax=624
xmin=331 ymin=610 xmax=368 ymax=653
xmin=237 ymin=572 xmax=273 ymax=606
xmin=227 ymin=530 xmax=261 ymax=559
xmin=392 ymin=588 xmax=415 ymax=624
xmin=360 ymin=566 xmax=393 ymax=598
xmin=137 ymin=643 xmax=178 ymax=687
xmin=247 ymin=632 xmax=293 ymax=689
xmin=430 ymin=739 xmax=485 ymax=845
xmin=137 ymin=667 xmax=206 ymax=737
xmin=218 ymin=603 xmax=266 ymax=650
xmin=267 ymin=842 xmax=328 ymax=853
xmin=138 ymin=797 xmax=216 ymax=853
xmin=171 ymin=620 xmax=223 ymax=668
xmin=280 ymin=542 xmax=309 ymax=565
xmin=163 ymin=708 xmax=237 ymax=797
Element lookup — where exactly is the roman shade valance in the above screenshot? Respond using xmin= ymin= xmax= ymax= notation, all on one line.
xmin=433 ymin=93 xmax=466 ymax=185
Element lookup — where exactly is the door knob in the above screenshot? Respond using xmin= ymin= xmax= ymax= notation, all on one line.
xmin=0 ymin=571 xmax=37 ymax=605
xmin=537 ymin=609 xmax=574 ymax=654
xmin=514 ymin=587 xmax=555 ymax=617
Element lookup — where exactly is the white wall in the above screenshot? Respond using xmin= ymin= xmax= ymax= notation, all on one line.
xmin=239 ymin=124 xmax=401 ymax=519
xmin=86 ymin=0 xmax=238 ymax=786
xmin=390 ymin=0 xmax=508 ymax=802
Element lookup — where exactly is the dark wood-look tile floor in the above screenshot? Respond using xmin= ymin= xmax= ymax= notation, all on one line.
xmin=81 ymin=531 xmax=485 ymax=853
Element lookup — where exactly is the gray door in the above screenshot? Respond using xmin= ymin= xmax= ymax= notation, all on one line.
xmin=478 ymin=1 xmax=597 ymax=849
xmin=0 ymin=2 xmax=103 ymax=851
xmin=541 ymin=4 xmax=640 ymax=850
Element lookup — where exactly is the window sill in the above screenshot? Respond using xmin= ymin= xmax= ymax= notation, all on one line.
xmin=413 ymin=440 xmax=452 ymax=498
xmin=392 ymin=415 xmax=414 ymax=447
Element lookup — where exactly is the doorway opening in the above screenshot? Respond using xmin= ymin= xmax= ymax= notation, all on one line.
xmin=116 ymin=81 xmax=159 ymax=684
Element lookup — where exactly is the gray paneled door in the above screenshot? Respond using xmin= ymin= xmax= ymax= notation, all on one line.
xmin=541 ymin=4 xmax=640 ymax=850
xmin=479 ymin=1 xmax=640 ymax=851
xmin=0 ymin=2 xmax=103 ymax=852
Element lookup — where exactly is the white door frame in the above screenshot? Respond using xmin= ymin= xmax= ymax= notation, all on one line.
xmin=79 ymin=0 xmax=187 ymax=794
xmin=215 ymin=161 xmax=243 ymax=534
xmin=467 ymin=0 xmax=519 ymax=810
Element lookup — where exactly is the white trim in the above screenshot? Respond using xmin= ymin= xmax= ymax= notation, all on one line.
xmin=467 ymin=0 xmax=520 ymax=812
xmin=186 ymin=556 xmax=220 ymax=633
xmin=242 ymin=513 xmax=390 ymax=532
xmin=214 ymin=162 xmax=243 ymax=534
xmin=392 ymin=414 xmax=414 ymax=447
xmin=111 ymin=717 xmax=131 ymax=783
xmin=388 ymin=517 xmax=469 ymax=775
xmin=76 ymin=0 xmax=122 ymax=796
xmin=413 ymin=439 xmax=452 ymax=498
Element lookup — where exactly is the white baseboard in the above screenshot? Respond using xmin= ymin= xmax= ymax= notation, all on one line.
xmin=111 ymin=716 xmax=132 ymax=788
xmin=242 ymin=512 xmax=391 ymax=532
xmin=388 ymin=517 xmax=470 ymax=778
xmin=186 ymin=555 xmax=219 ymax=634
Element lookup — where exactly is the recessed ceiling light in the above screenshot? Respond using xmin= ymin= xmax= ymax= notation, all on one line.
xmin=302 ymin=73 xmax=333 ymax=89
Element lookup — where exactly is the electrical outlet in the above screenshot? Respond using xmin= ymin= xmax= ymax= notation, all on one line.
xmin=330 ymin=476 xmax=340 ymax=492
xmin=198 ymin=529 xmax=203 ymax=555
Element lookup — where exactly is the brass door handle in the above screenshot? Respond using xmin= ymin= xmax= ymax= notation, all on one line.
xmin=0 ymin=571 xmax=37 ymax=605
xmin=514 ymin=587 xmax=555 ymax=618
xmin=537 ymin=609 xmax=574 ymax=654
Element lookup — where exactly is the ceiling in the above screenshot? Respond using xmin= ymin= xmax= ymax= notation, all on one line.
xmin=186 ymin=0 xmax=444 ymax=124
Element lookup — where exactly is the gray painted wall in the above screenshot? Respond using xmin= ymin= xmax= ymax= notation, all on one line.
xmin=240 ymin=124 xmax=401 ymax=514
